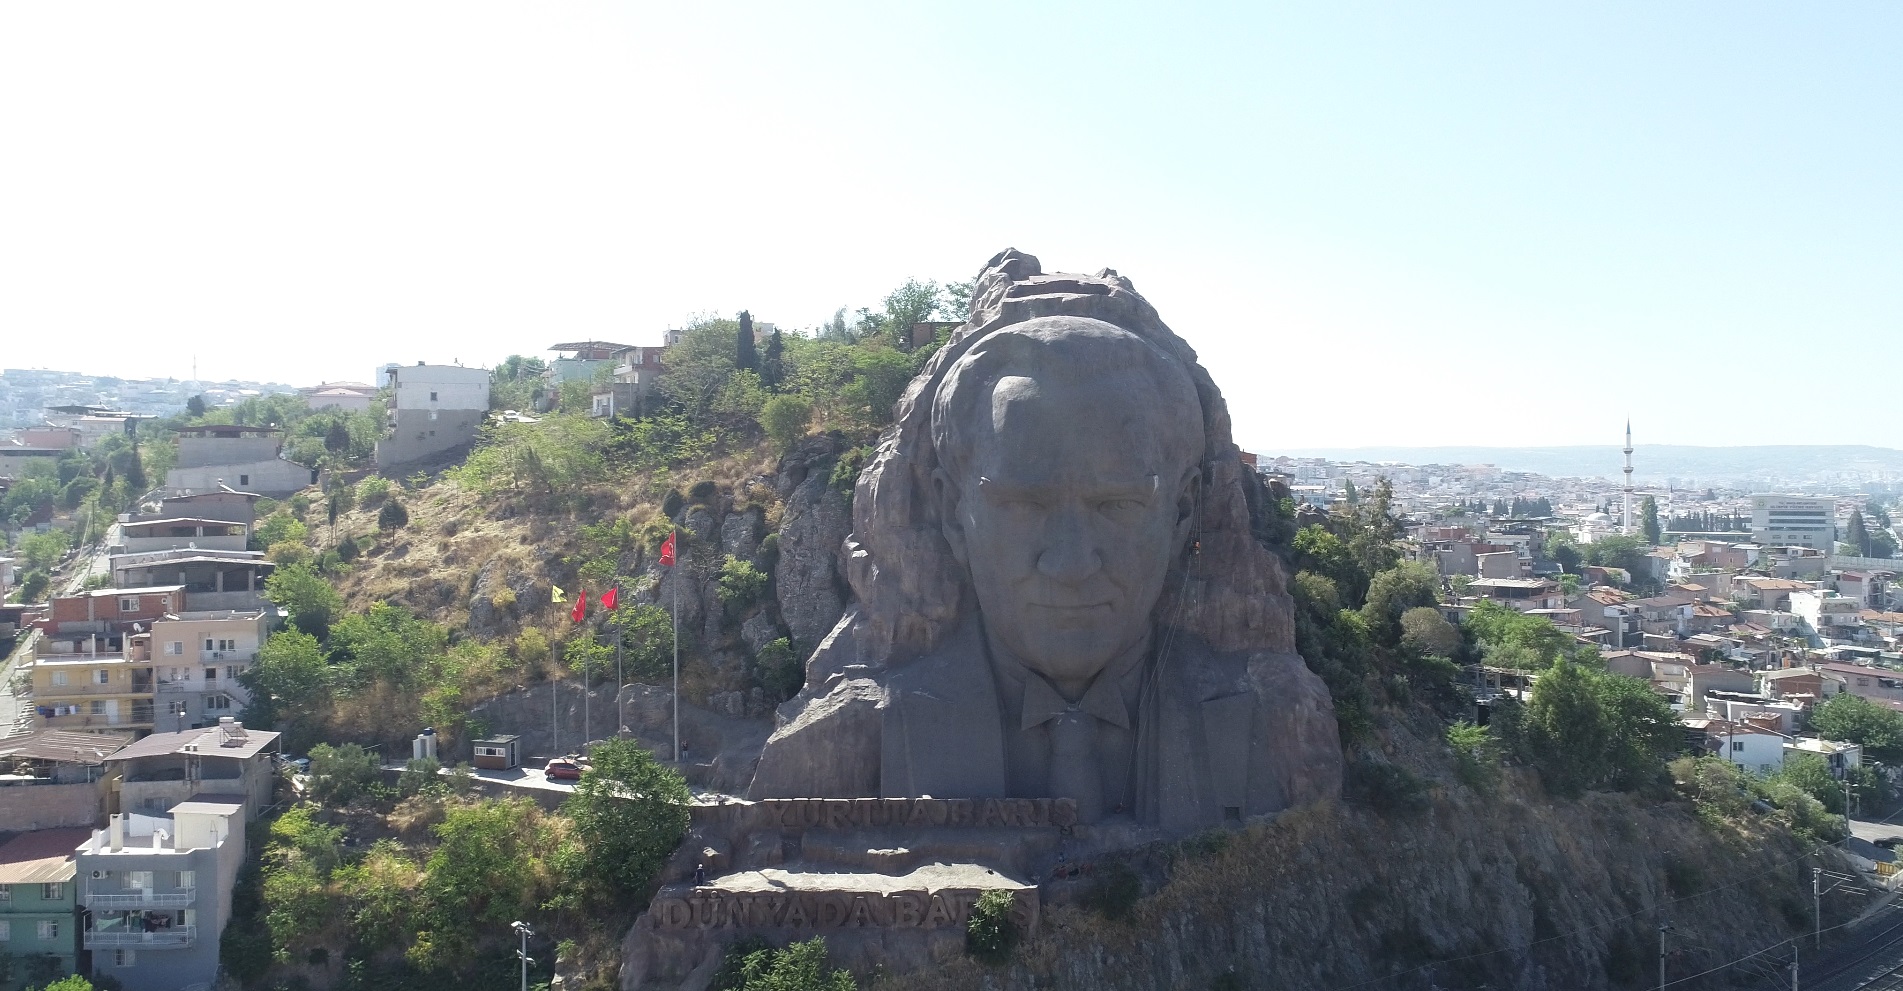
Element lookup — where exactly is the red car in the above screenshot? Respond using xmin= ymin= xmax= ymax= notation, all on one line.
xmin=545 ymin=756 xmax=588 ymax=781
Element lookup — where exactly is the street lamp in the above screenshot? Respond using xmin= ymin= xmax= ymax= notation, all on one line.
xmin=512 ymin=921 xmax=533 ymax=991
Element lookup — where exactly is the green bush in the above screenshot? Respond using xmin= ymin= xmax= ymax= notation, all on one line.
xmin=356 ymin=475 xmax=391 ymax=507
xmin=398 ymin=757 xmax=444 ymax=797
xmin=689 ymin=479 xmax=719 ymax=503
xmin=1345 ymin=758 xmax=1431 ymax=814
xmin=965 ymin=889 xmax=1021 ymax=965
xmin=1447 ymin=721 xmax=1500 ymax=792
xmin=828 ymin=447 xmax=870 ymax=494
xmin=307 ymin=743 xmax=382 ymax=805
xmin=561 ymin=739 xmax=691 ymax=901
xmin=378 ymin=499 xmax=409 ymax=533
xmin=1084 ymin=860 xmax=1142 ymax=921
xmin=718 ymin=556 xmax=769 ymax=609
xmin=760 ymin=394 xmax=814 ymax=450
xmin=662 ymin=489 xmax=685 ymax=518
xmin=711 ymin=937 xmax=855 ymax=991
xmin=754 ymin=638 xmax=803 ymax=702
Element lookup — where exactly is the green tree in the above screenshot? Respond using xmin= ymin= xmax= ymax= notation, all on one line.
xmin=1342 ymin=479 xmax=1357 ymax=505
xmin=1640 ymin=496 xmax=1661 ymax=545
xmin=242 ymin=630 xmax=333 ymax=740
xmin=1359 ymin=562 xmax=1440 ymax=646
xmin=424 ymin=798 xmax=545 ymax=926
xmin=34 ymin=976 xmax=96 ymax=991
xmin=760 ymin=394 xmax=813 ymax=451
xmin=1399 ymin=606 xmax=1460 ymax=657
xmin=1504 ymin=664 xmax=1679 ymax=796
xmin=736 ymin=311 xmax=759 ymax=371
xmin=16 ymin=529 xmax=71 ymax=572
xmin=760 ymin=329 xmax=785 ymax=391
xmin=254 ymin=511 xmax=308 ymax=550
xmin=186 ymin=395 xmax=208 ymax=418
xmin=562 ymin=738 xmax=691 ymax=900
xmin=306 ymin=743 xmax=382 ymax=805
xmin=882 ymin=278 xmax=942 ymax=351
xmin=1808 ymin=692 xmax=1903 ymax=763
xmin=716 ymin=937 xmax=855 ymax=991
xmin=377 ymin=498 xmax=409 ymax=534
xmin=264 ymin=564 xmax=344 ymax=638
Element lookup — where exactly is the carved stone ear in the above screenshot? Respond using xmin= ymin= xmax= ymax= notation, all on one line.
xmin=932 ymin=468 xmax=969 ymax=565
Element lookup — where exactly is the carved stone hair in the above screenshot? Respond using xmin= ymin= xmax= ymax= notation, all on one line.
xmin=814 ymin=248 xmax=1295 ymax=682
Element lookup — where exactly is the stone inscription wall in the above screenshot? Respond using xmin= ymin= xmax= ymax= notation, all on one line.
xmin=691 ymin=796 xmax=1078 ymax=831
xmin=651 ymin=887 xmax=1037 ymax=932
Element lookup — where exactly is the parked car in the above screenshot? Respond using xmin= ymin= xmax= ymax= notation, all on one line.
xmin=545 ymin=756 xmax=588 ymax=781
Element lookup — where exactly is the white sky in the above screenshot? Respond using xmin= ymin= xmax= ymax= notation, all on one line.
xmin=3 ymin=3 xmax=1898 ymax=450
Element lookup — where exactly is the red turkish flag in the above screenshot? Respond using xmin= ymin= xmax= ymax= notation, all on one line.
xmin=601 ymin=586 xmax=618 ymax=611
xmin=571 ymin=589 xmax=588 ymax=623
xmin=659 ymin=531 xmax=676 ymax=567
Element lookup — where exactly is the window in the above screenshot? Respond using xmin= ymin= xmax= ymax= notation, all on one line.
xmin=204 ymin=666 xmax=218 ymax=682
xmin=206 ymin=694 xmax=233 ymax=711
xmin=1730 ymin=741 xmax=1745 ymax=752
xmin=90 ymin=701 xmax=105 ymax=715
xmin=0 ymin=884 xmax=10 ymax=902
xmin=204 ymin=638 xmax=214 ymax=651
xmin=95 ymin=669 xmax=110 ymax=685
xmin=118 ymin=596 xmax=140 ymax=612
xmin=429 ymin=390 xmax=438 ymax=401
xmin=41 ymin=883 xmax=62 ymax=900
xmin=50 ymin=671 xmax=67 ymax=687
xmin=177 ymin=870 xmax=194 ymax=889
xmin=164 ymin=641 xmax=183 ymax=656
xmin=217 ymin=639 xmax=236 ymax=652
xmin=239 ymin=474 xmax=249 ymax=486
xmin=36 ymin=921 xmax=56 ymax=940
xmin=126 ymin=871 xmax=152 ymax=891
xmin=225 ymin=665 xmax=240 ymax=680
xmin=115 ymin=949 xmax=135 ymax=966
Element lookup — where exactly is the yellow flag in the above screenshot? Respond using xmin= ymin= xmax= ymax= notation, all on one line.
xmin=551 ymin=584 xmax=567 ymax=603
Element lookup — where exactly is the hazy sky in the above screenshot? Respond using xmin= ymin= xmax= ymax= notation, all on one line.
xmin=3 ymin=3 xmax=1898 ymax=450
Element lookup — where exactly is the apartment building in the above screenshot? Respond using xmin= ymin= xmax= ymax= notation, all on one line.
xmin=374 ymin=362 xmax=490 ymax=467
xmin=104 ymin=720 xmax=281 ymax=821
xmin=75 ymin=801 xmax=246 ymax=991
xmin=28 ymin=630 xmax=158 ymax=736
xmin=0 ymin=829 xmax=89 ymax=990
xmin=149 ymin=610 xmax=271 ymax=732
xmin=165 ymin=425 xmax=318 ymax=497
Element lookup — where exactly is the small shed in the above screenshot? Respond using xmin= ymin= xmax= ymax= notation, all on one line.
xmin=473 ymin=735 xmax=521 ymax=771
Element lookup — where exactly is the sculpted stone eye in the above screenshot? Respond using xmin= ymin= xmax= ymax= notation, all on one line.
xmin=1101 ymin=499 xmax=1144 ymax=513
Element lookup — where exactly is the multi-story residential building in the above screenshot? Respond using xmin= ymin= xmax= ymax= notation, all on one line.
xmin=374 ymin=363 xmax=490 ymax=467
xmin=148 ymin=610 xmax=271 ymax=732
xmin=0 ymin=829 xmax=90 ymax=990
xmin=590 ymin=345 xmax=667 ymax=419
xmin=36 ymin=586 xmax=184 ymax=638
xmin=28 ymin=623 xmax=163 ymax=736
xmin=75 ymin=800 xmax=246 ymax=991
xmin=297 ymin=381 xmax=378 ymax=413
xmin=116 ymin=517 xmax=248 ymax=556
xmin=110 ymin=549 xmax=273 ymax=613
xmin=164 ymin=425 xmax=319 ymax=497
xmin=103 ymin=719 xmax=281 ymax=821
xmin=1791 ymin=590 xmax=1864 ymax=641
xmin=1751 ymin=495 xmax=1837 ymax=552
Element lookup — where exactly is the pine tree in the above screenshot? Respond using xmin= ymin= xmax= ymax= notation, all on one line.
xmin=735 ymin=311 xmax=758 ymax=372
xmin=760 ymin=330 xmax=784 ymax=391
xmin=1640 ymin=496 xmax=1661 ymax=545
xmin=1849 ymin=507 xmax=1871 ymax=557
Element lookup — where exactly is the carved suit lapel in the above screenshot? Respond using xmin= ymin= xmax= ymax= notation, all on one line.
xmin=881 ymin=620 xmax=1008 ymax=799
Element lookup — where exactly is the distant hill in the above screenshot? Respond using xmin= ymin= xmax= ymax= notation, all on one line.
xmin=1256 ymin=444 xmax=1903 ymax=487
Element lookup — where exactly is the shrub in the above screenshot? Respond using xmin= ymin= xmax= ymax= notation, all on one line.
xmin=754 ymin=638 xmax=803 ymax=701
xmin=828 ymin=447 xmax=871 ymax=493
xmin=335 ymin=536 xmax=360 ymax=562
xmin=1083 ymin=860 xmax=1142 ymax=921
xmin=307 ymin=742 xmax=382 ymax=806
xmin=688 ymin=479 xmax=719 ymax=503
xmin=266 ymin=540 xmax=312 ymax=567
xmin=514 ymin=628 xmax=551 ymax=666
xmin=661 ymin=489 xmax=685 ymax=518
xmin=1345 ymin=759 xmax=1430 ymax=815
xmin=965 ymin=889 xmax=1021 ymax=965
xmin=357 ymin=476 xmax=391 ymax=507
xmin=711 ymin=937 xmax=855 ymax=991
xmin=398 ymin=757 xmax=443 ymax=797
xmin=562 ymin=739 xmax=692 ymax=900
xmin=378 ymin=499 xmax=409 ymax=533
xmin=760 ymin=394 xmax=814 ymax=450
xmin=718 ymin=556 xmax=769 ymax=609
xmin=1447 ymin=721 xmax=1500 ymax=792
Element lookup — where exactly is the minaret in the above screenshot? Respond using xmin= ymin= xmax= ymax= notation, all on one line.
xmin=1621 ymin=420 xmax=1635 ymax=535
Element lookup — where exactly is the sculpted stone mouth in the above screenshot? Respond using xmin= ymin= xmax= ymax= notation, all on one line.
xmin=1031 ymin=601 xmax=1113 ymax=612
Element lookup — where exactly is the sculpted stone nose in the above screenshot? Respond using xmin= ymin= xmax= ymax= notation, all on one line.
xmin=1035 ymin=507 xmax=1100 ymax=584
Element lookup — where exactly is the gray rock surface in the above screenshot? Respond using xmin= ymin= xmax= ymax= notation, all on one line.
xmin=773 ymin=463 xmax=852 ymax=652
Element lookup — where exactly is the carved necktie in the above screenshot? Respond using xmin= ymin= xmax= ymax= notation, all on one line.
xmin=1048 ymin=709 xmax=1102 ymax=824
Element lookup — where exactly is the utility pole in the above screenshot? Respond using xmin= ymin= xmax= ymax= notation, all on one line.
xmin=1790 ymin=944 xmax=1798 ymax=991
xmin=511 ymin=920 xmax=532 ymax=991
xmin=1814 ymin=867 xmax=1822 ymax=949
xmin=1657 ymin=921 xmax=1672 ymax=991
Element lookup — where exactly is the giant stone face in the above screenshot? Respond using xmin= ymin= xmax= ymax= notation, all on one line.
xmin=933 ymin=317 xmax=1202 ymax=696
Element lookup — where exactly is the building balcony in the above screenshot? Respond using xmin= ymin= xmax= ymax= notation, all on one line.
xmin=84 ymin=925 xmax=195 ymax=949
xmin=85 ymin=888 xmax=196 ymax=909
xmin=38 ymin=713 xmax=154 ymax=732
xmin=199 ymin=649 xmax=256 ymax=663
xmin=36 ymin=681 xmax=156 ymax=698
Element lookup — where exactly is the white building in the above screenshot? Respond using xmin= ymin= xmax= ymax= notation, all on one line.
xmin=1790 ymin=589 xmax=1864 ymax=641
xmin=149 ymin=610 xmax=271 ymax=732
xmin=1751 ymin=495 xmax=1836 ymax=552
xmin=164 ymin=426 xmax=319 ymax=498
xmin=374 ymin=363 xmax=490 ymax=467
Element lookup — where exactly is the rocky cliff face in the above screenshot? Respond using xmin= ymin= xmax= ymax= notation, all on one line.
xmin=881 ymin=720 xmax=1845 ymax=991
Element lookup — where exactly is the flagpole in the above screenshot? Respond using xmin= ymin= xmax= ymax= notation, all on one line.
xmin=672 ymin=526 xmax=681 ymax=765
